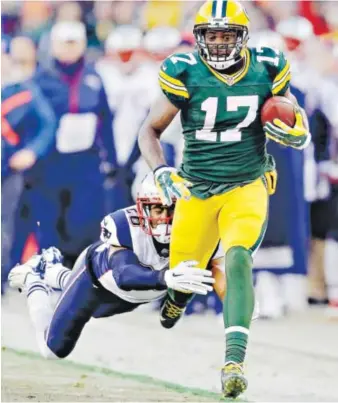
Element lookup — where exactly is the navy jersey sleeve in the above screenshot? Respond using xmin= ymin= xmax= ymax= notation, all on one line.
xmin=109 ymin=249 xmax=167 ymax=291
xmin=89 ymin=242 xmax=167 ymax=291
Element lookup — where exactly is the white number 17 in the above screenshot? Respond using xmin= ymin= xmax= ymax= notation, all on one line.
xmin=196 ymin=95 xmax=259 ymax=142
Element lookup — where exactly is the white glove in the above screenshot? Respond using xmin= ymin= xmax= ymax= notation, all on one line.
xmin=164 ymin=260 xmax=215 ymax=295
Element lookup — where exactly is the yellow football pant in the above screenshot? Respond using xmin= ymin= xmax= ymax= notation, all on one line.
xmin=170 ymin=177 xmax=269 ymax=270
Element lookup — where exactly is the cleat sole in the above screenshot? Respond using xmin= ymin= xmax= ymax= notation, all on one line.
xmin=222 ymin=375 xmax=247 ymax=398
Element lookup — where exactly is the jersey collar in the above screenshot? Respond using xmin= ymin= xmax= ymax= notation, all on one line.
xmin=200 ymin=48 xmax=250 ymax=86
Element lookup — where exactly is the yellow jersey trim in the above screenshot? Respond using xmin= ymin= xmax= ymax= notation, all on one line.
xmin=273 ymin=61 xmax=290 ymax=84
xmin=200 ymin=48 xmax=251 ymax=86
xmin=272 ymin=72 xmax=291 ymax=95
xmin=159 ymin=79 xmax=189 ymax=99
xmin=159 ymin=70 xmax=186 ymax=89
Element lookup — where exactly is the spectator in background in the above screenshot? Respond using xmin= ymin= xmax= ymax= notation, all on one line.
xmin=35 ymin=21 xmax=118 ymax=267
xmin=20 ymin=1 xmax=51 ymax=43
xmin=10 ymin=36 xmax=37 ymax=80
xmin=98 ymin=25 xmax=155 ymax=209
xmin=317 ymin=1 xmax=338 ymax=39
xmin=274 ymin=19 xmax=331 ymax=306
xmin=301 ymin=37 xmax=337 ymax=306
xmin=38 ymin=1 xmax=84 ymax=68
xmin=56 ymin=1 xmax=83 ymax=22
xmin=1 ymin=37 xmax=56 ymax=291
xmin=112 ymin=1 xmax=137 ymax=26
xmin=91 ymin=1 xmax=115 ymax=47
xmin=141 ymin=0 xmax=183 ymax=30
xmin=130 ymin=27 xmax=185 ymax=199
xmin=254 ymin=0 xmax=298 ymax=28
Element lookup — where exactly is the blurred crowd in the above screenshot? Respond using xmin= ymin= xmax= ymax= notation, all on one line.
xmin=1 ymin=1 xmax=338 ymax=317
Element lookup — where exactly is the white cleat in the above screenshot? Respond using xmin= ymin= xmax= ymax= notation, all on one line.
xmin=41 ymin=247 xmax=63 ymax=267
xmin=40 ymin=247 xmax=64 ymax=279
xmin=8 ymin=254 xmax=43 ymax=291
xmin=41 ymin=247 xmax=69 ymax=290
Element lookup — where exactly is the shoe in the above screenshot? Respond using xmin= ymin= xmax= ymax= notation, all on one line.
xmin=8 ymin=254 xmax=43 ymax=291
xmin=159 ymin=295 xmax=186 ymax=329
xmin=221 ymin=361 xmax=248 ymax=398
xmin=41 ymin=247 xmax=63 ymax=266
xmin=41 ymin=247 xmax=68 ymax=290
xmin=40 ymin=247 xmax=64 ymax=277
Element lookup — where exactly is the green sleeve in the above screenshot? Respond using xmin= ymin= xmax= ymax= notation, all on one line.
xmin=158 ymin=55 xmax=190 ymax=109
xmin=271 ymin=50 xmax=291 ymax=96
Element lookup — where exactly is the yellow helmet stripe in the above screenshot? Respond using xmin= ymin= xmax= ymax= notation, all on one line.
xmin=212 ymin=0 xmax=227 ymax=18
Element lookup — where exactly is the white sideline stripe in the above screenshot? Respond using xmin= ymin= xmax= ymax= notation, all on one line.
xmin=225 ymin=326 xmax=249 ymax=335
xmin=45 ymin=264 xmax=87 ymax=341
xmin=216 ymin=0 xmax=223 ymax=18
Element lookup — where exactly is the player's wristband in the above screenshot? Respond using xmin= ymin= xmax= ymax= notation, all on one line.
xmin=153 ymin=164 xmax=170 ymax=175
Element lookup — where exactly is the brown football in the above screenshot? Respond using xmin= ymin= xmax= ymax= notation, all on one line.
xmin=261 ymin=96 xmax=296 ymax=127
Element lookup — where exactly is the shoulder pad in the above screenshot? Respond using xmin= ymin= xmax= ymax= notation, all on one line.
xmin=100 ymin=209 xmax=133 ymax=249
xmin=158 ymin=52 xmax=198 ymax=107
xmin=252 ymin=46 xmax=291 ymax=96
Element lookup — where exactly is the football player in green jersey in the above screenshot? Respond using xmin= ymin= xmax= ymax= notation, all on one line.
xmin=138 ymin=0 xmax=311 ymax=398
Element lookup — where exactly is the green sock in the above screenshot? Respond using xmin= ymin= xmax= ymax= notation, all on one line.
xmin=224 ymin=246 xmax=254 ymax=364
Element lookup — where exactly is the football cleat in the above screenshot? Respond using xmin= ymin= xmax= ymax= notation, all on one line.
xmin=159 ymin=295 xmax=186 ymax=329
xmin=41 ymin=247 xmax=68 ymax=290
xmin=221 ymin=361 xmax=248 ymax=398
xmin=8 ymin=254 xmax=43 ymax=291
xmin=41 ymin=247 xmax=63 ymax=273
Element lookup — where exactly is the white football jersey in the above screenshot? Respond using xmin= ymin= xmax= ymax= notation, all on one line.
xmin=96 ymin=60 xmax=159 ymax=165
xmin=98 ymin=205 xmax=224 ymax=304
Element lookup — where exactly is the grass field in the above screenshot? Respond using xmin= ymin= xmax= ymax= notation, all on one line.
xmin=2 ymin=348 xmax=223 ymax=402
xmin=2 ymin=291 xmax=338 ymax=402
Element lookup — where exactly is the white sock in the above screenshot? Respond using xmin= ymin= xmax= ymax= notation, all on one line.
xmin=25 ymin=274 xmax=58 ymax=359
xmin=44 ymin=263 xmax=71 ymax=291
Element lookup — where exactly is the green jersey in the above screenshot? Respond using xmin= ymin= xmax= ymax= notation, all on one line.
xmin=159 ymin=46 xmax=291 ymax=198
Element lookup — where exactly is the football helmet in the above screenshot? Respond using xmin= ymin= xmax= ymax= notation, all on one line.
xmin=276 ymin=17 xmax=314 ymax=51
xmin=143 ymin=27 xmax=181 ymax=61
xmin=136 ymin=172 xmax=176 ymax=244
xmin=193 ymin=0 xmax=250 ymax=70
xmin=105 ymin=25 xmax=142 ymax=63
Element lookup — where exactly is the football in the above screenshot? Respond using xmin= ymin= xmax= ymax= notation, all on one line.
xmin=261 ymin=96 xmax=296 ymax=127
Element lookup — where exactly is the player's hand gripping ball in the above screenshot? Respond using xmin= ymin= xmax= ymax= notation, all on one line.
xmin=262 ymin=96 xmax=310 ymax=150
